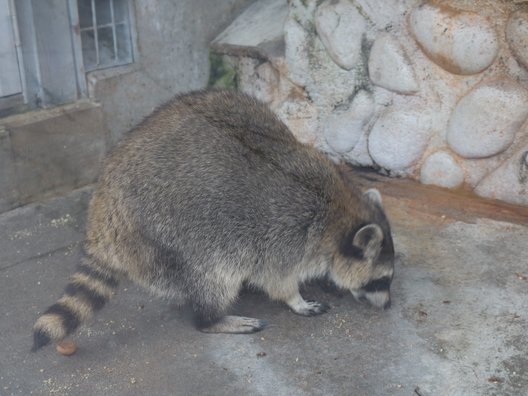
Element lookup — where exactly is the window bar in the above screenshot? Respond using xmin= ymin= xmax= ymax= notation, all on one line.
xmin=91 ymin=0 xmax=99 ymax=66
xmin=110 ymin=0 xmax=118 ymax=62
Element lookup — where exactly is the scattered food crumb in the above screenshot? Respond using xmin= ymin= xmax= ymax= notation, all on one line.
xmin=56 ymin=340 xmax=77 ymax=356
xmin=488 ymin=376 xmax=503 ymax=384
xmin=418 ymin=310 xmax=428 ymax=317
xmin=130 ymin=377 xmax=137 ymax=384
xmin=256 ymin=352 xmax=267 ymax=358
xmin=50 ymin=214 xmax=74 ymax=227
xmin=515 ymin=273 xmax=527 ymax=281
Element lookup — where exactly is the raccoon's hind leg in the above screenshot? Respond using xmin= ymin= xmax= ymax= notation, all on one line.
xmin=191 ymin=283 xmax=266 ymax=334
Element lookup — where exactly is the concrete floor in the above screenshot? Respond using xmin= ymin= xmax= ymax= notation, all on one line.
xmin=1 ymin=172 xmax=527 ymax=396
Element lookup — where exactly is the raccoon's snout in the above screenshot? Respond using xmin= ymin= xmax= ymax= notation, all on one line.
xmin=352 ymin=289 xmax=391 ymax=309
xmin=365 ymin=291 xmax=391 ymax=310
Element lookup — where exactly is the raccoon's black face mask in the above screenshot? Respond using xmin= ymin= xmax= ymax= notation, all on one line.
xmin=335 ymin=221 xmax=394 ymax=310
xmin=337 ymin=189 xmax=395 ymax=310
xmin=350 ymin=238 xmax=393 ymax=309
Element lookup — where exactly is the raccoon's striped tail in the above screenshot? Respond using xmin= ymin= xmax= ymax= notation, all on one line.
xmin=32 ymin=256 xmax=120 ymax=351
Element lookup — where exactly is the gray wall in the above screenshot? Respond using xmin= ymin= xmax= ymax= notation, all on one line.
xmin=91 ymin=0 xmax=252 ymax=146
xmin=0 ymin=0 xmax=253 ymax=213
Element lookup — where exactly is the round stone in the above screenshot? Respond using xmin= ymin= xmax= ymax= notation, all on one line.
xmin=409 ymin=3 xmax=499 ymax=75
xmin=506 ymin=11 xmax=528 ymax=71
xmin=368 ymin=34 xmax=418 ymax=94
xmin=368 ymin=109 xmax=432 ymax=171
xmin=315 ymin=0 xmax=367 ymax=70
xmin=324 ymin=91 xmax=374 ymax=154
xmin=446 ymin=78 xmax=528 ymax=159
xmin=420 ymin=152 xmax=464 ymax=189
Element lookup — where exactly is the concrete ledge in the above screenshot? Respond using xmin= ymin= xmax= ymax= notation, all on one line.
xmin=210 ymin=0 xmax=287 ymax=61
xmin=0 ymin=101 xmax=107 ymax=213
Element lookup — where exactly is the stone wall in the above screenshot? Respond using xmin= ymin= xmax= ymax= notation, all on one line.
xmin=214 ymin=0 xmax=528 ymax=206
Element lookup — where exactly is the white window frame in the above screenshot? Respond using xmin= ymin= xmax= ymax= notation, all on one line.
xmin=72 ymin=0 xmax=136 ymax=72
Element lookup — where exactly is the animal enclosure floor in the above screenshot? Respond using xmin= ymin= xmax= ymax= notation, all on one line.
xmin=1 ymin=168 xmax=527 ymax=396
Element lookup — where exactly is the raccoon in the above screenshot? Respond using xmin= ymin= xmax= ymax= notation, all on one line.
xmin=32 ymin=90 xmax=394 ymax=351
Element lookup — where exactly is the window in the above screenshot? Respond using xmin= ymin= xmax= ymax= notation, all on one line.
xmin=0 ymin=0 xmax=135 ymax=114
xmin=77 ymin=0 xmax=134 ymax=71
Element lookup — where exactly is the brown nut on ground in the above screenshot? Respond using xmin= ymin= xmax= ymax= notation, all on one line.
xmin=56 ymin=340 xmax=77 ymax=356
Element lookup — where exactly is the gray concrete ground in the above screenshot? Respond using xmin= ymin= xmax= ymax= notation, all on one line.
xmin=1 ymin=183 xmax=527 ymax=396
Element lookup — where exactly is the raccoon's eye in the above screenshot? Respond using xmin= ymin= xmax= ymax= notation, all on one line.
xmin=362 ymin=276 xmax=391 ymax=293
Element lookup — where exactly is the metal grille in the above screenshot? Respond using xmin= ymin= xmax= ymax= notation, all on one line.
xmin=77 ymin=0 xmax=133 ymax=71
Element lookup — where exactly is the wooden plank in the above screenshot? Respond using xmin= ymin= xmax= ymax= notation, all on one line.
xmin=338 ymin=164 xmax=528 ymax=226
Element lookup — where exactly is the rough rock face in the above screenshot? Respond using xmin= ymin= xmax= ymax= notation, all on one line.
xmin=446 ymin=79 xmax=528 ymax=159
xmin=475 ymin=144 xmax=528 ymax=205
xmin=238 ymin=59 xmax=279 ymax=104
xmin=409 ymin=2 xmax=499 ymax=75
xmin=212 ymin=0 xmax=528 ymax=206
xmin=275 ymin=99 xmax=319 ymax=146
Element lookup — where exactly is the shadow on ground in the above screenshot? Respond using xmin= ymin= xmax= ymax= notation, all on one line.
xmin=1 ymin=179 xmax=527 ymax=396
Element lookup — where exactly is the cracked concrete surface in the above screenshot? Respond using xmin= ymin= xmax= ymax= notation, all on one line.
xmin=1 ymin=174 xmax=527 ymax=396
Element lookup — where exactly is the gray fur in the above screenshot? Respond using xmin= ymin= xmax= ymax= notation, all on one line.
xmin=33 ymin=90 xmax=395 ymax=348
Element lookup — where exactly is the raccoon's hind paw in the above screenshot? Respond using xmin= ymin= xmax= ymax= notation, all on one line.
xmin=198 ymin=315 xmax=267 ymax=334
xmin=291 ymin=300 xmax=331 ymax=317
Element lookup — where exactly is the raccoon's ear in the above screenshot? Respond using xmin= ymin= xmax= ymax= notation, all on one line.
xmin=352 ymin=224 xmax=383 ymax=260
xmin=364 ymin=188 xmax=382 ymax=206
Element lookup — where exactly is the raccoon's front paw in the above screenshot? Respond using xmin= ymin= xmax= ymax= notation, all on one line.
xmin=292 ymin=300 xmax=330 ymax=317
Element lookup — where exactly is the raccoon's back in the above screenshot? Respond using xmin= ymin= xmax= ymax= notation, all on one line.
xmin=94 ymin=90 xmax=340 ymax=264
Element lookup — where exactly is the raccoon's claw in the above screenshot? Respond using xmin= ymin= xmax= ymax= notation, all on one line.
xmin=294 ymin=300 xmax=330 ymax=316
